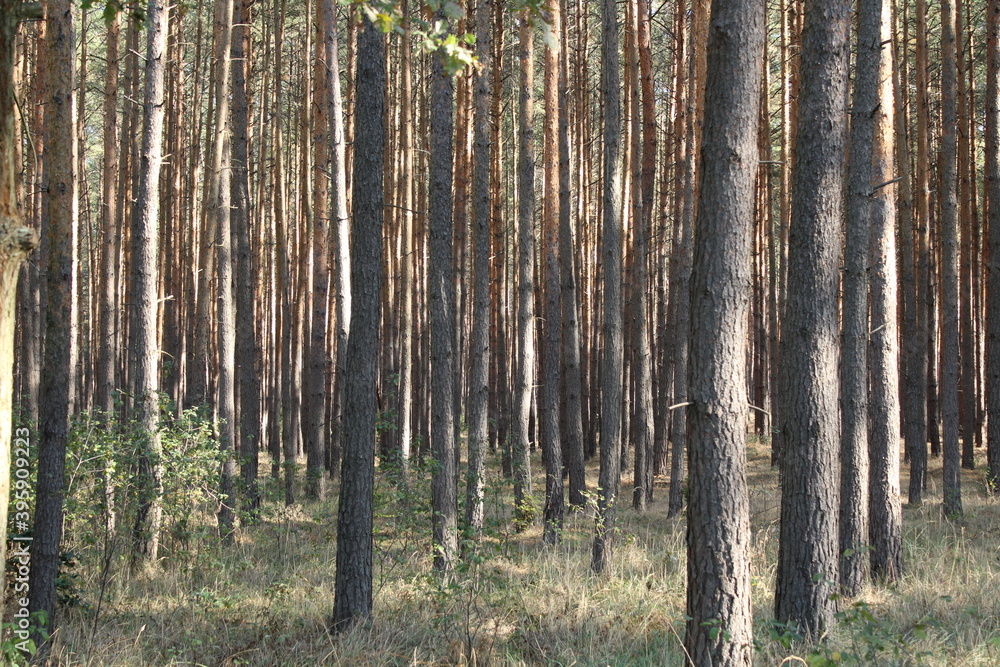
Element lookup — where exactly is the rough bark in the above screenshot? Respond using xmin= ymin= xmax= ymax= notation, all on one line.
xmin=512 ymin=13 xmax=535 ymax=525
xmin=868 ymin=0 xmax=903 ymax=582
xmin=541 ymin=2 xmax=564 ymax=545
xmin=211 ymin=0 xmax=236 ymax=537
xmin=683 ymin=0 xmax=763 ymax=660
xmin=987 ymin=0 xmax=1000 ymax=493
xmin=941 ymin=0 xmax=963 ymax=519
xmin=29 ymin=0 xmax=79 ymax=642
xmin=466 ymin=0 xmax=493 ymax=539
xmin=333 ymin=12 xmax=383 ymax=627
xmin=839 ymin=0 xmax=879 ymax=596
xmin=428 ymin=43 xmax=458 ymax=572
xmin=592 ymin=0 xmax=623 ymax=573
xmin=775 ymin=0 xmax=849 ymax=638
xmin=630 ymin=0 xmax=655 ymax=512
xmin=232 ymin=0 xmax=260 ymax=518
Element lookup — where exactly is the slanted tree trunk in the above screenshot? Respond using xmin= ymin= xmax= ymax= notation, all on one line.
xmin=592 ymin=0 xmax=623 ymax=572
xmin=775 ymin=0 xmax=849 ymax=638
xmin=29 ymin=0 xmax=79 ymax=645
xmin=683 ymin=0 xmax=763 ymax=660
xmin=333 ymin=10 xmax=384 ymax=627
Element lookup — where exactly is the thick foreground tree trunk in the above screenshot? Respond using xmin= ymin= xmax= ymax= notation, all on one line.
xmin=683 ymin=0 xmax=763 ymax=661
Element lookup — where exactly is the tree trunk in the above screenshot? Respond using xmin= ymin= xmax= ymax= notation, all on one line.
xmin=211 ymin=0 xmax=236 ymax=537
xmin=683 ymin=0 xmax=763 ymax=660
xmin=775 ymin=0 xmax=849 ymax=638
xmin=867 ymin=0 xmax=903 ymax=582
xmin=427 ymin=29 xmax=458 ymax=574
xmin=466 ymin=0 xmax=493 ymax=540
xmin=29 ymin=0 xmax=79 ymax=644
xmin=333 ymin=11 xmax=384 ymax=627
xmin=512 ymin=13 xmax=535 ymax=527
xmin=541 ymin=1 xmax=564 ymax=546
xmin=839 ymin=0 xmax=879 ymax=596
xmin=592 ymin=0 xmax=623 ymax=572
xmin=940 ymin=0 xmax=963 ymax=519
xmin=986 ymin=0 xmax=1000 ymax=493
xmin=0 ymin=0 xmax=40 ymax=621
xmin=231 ymin=0 xmax=260 ymax=518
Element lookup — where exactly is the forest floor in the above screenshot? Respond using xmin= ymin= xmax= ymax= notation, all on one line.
xmin=43 ymin=438 xmax=1000 ymax=666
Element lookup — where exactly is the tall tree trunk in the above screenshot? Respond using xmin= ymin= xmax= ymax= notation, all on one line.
xmin=592 ymin=0 xmax=623 ymax=572
xmin=396 ymin=0 xmax=414 ymax=477
xmin=683 ymin=0 xmax=763 ymax=661
xmin=667 ymin=0 xmax=707 ymax=519
xmin=512 ymin=13 xmax=535 ymax=527
xmin=940 ymin=0 xmax=963 ymax=519
xmin=906 ymin=0 xmax=930 ymax=504
xmin=329 ymin=4 xmax=350 ymax=480
xmin=0 ymin=0 xmax=40 ymax=621
xmin=96 ymin=11 xmax=120 ymax=533
xmin=867 ymin=0 xmax=902 ymax=581
xmin=840 ymin=0 xmax=879 ymax=596
xmin=211 ymin=0 xmax=236 ymax=537
xmin=231 ymin=0 xmax=260 ymax=518
xmin=428 ymin=45 xmax=458 ymax=573
xmin=306 ymin=0 xmax=332 ymax=500
xmin=559 ymin=0 xmax=586 ymax=511
xmin=466 ymin=0 xmax=493 ymax=539
xmin=986 ymin=0 xmax=1000 ymax=493
xmin=333 ymin=10 xmax=384 ymax=627
xmin=29 ymin=0 xmax=79 ymax=644
xmin=775 ymin=0 xmax=849 ymax=638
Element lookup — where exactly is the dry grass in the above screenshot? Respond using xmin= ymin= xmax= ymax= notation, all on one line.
xmin=38 ymin=440 xmax=1000 ymax=666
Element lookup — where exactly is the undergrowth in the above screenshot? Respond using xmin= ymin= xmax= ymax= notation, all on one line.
xmin=8 ymin=418 xmax=1000 ymax=666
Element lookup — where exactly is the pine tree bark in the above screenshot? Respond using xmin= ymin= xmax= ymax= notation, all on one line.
xmin=909 ymin=0 xmax=931 ymax=501
xmin=0 ymin=0 xmax=40 ymax=621
xmin=232 ymin=0 xmax=260 ymax=517
xmin=467 ymin=0 xmax=493 ymax=539
xmin=941 ymin=0 xmax=963 ymax=519
xmin=541 ymin=1 xmax=564 ymax=545
xmin=630 ymin=0 xmax=655 ymax=511
xmin=428 ymin=39 xmax=458 ymax=572
xmin=592 ymin=0 xmax=623 ymax=572
xmin=29 ymin=0 xmax=79 ymax=642
xmin=775 ymin=0 xmax=849 ymax=637
xmin=211 ymin=0 xmax=237 ymax=537
xmin=306 ymin=0 xmax=332 ymax=500
xmin=683 ymin=0 xmax=763 ymax=660
xmin=839 ymin=0 xmax=879 ymax=596
xmin=333 ymin=11 xmax=384 ymax=626
xmin=559 ymin=0 xmax=586 ymax=511
xmin=512 ymin=13 xmax=535 ymax=526
xmin=867 ymin=0 xmax=903 ymax=581
xmin=987 ymin=0 xmax=1000 ymax=493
